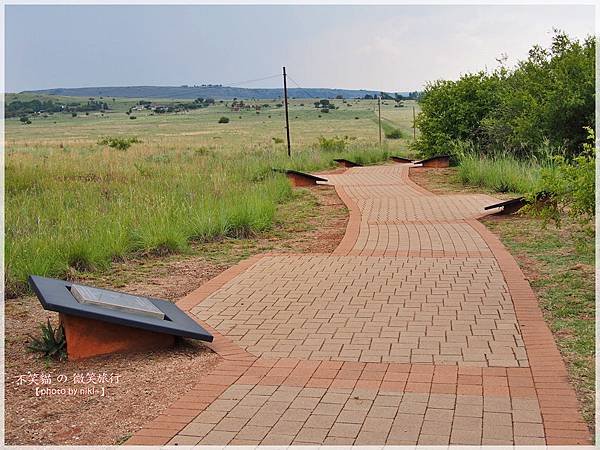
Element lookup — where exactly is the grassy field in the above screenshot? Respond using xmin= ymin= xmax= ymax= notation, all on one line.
xmin=5 ymin=95 xmax=418 ymax=296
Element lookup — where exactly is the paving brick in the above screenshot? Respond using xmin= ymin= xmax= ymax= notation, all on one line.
xmin=427 ymin=393 xmax=456 ymax=409
xmin=295 ymin=427 xmax=329 ymax=443
xmin=454 ymin=402 xmax=483 ymax=418
xmin=261 ymin=433 xmax=294 ymax=445
xmin=166 ymin=435 xmax=201 ymax=445
xmin=329 ymin=422 xmax=362 ymax=438
xmin=355 ymin=430 xmax=387 ymax=444
xmin=418 ymin=434 xmax=450 ymax=444
xmin=269 ymin=420 xmax=304 ymax=436
xmin=213 ymin=417 xmax=248 ymax=432
xmin=199 ymin=430 xmax=237 ymax=445
xmin=304 ymin=414 xmax=337 ymax=429
xmin=483 ymin=424 xmax=513 ymax=440
xmin=421 ymin=419 xmax=452 ymax=436
xmin=280 ymin=408 xmax=312 ymax=423
xmin=483 ymin=411 xmax=512 ymax=427
xmin=312 ymin=402 xmax=344 ymax=416
xmin=234 ymin=425 xmax=271 ymax=441
xmin=178 ymin=422 xmax=215 ymax=437
xmin=513 ymin=422 xmax=545 ymax=438
xmin=450 ymin=428 xmax=482 ymax=445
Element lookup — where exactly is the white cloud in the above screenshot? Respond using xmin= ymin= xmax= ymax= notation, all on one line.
xmin=285 ymin=5 xmax=594 ymax=91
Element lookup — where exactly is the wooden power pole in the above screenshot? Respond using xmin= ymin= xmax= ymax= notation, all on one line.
xmin=282 ymin=66 xmax=291 ymax=156
xmin=412 ymin=106 xmax=416 ymax=140
xmin=378 ymin=96 xmax=382 ymax=146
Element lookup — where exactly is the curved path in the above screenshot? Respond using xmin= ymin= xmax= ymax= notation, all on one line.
xmin=127 ymin=164 xmax=591 ymax=446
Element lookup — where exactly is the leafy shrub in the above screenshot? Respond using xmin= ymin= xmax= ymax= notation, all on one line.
xmin=19 ymin=116 xmax=29 ymax=123
xmin=525 ymin=128 xmax=595 ymax=225
xmin=71 ymin=112 xmax=77 ymax=117
xmin=317 ymin=136 xmax=347 ymax=152
xmin=28 ymin=319 xmax=67 ymax=361
xmin=272 ymin=137 xmax=284 ymax=144
xmin=97 ymin=136 xmax=141 ymax=151
xmin=413 ymin=31 xmax=594 ymax=160
xmin=218 ymin=116 xmax=230 ymax=123
xmin=413 ymin=72 xmax=502 ymax=158
xmin=129 ymin=115 xmax=137 ymax=120
xmin=385 ymin=128 xmax=403 ymax=139
xmin=320 ymin=108 xmax=329 ymax=113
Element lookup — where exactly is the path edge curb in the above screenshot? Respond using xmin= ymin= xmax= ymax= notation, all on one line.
xmin=125 ymin=254 xmax=268 ymax=445
xmin=468 ymin=218 xmax=593 ymax=445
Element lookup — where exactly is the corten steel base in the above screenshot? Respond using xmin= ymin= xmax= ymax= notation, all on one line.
xmin=60 ymin=313 xmax=175 ymax=360
xmin=284 ymin=171 xmax=327 ymax=187
xmin=415 ymin=155 xmax=450 ymax=168
xmin=485 ymin=192 xmax=551 ymax=216
xmin=390 ymin=156 xmax=413 ymax=164
xmin=485 ymin=197 xmax=527 ymax=215
xmin=334 ymin=158 xmax=362 ymax=168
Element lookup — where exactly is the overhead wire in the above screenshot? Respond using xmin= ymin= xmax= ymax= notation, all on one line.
xmin=222 ymin=74 xmax=281 ymax=88
xmin=286 ymin=75 xmax=317 ymax=99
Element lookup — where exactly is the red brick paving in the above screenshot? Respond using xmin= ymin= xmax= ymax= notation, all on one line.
xmin=126 ymin=164 xmax=591 ymax=446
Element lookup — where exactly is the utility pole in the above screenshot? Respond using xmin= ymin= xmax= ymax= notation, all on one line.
xmin=378 ymin=96 xmax=382 ymax=146
xmin=282 ymin=66 xmax=291 ymax=157
xmin=412 ymin=105 xmax=416 ymax=140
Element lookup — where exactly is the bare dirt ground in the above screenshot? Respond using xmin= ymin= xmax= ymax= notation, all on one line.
xmin=4 ymin=184 xmax=347 ymax=445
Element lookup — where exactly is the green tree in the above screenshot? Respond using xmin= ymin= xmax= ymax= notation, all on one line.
xmin=483 ymin=31 xmax=595 ymax=157
xmin=412 ymin=31 xmax=595 ymax=160
xmin=412 ymin=72 xmax=503 ymax=158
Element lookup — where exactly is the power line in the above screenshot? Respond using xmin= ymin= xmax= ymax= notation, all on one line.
xmin=286 ymin=75 xmax=317 ymax=99
xmin=221 ymin=74 xmax=281 ymax=88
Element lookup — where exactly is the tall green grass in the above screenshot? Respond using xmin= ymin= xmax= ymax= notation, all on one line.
xmin=6 ymin=142 xmax=389 ymax=297
xmin=380 ymin=119 xmax=404 ymax=139
xmin=456 ymin=151 xmax=555 ymax=194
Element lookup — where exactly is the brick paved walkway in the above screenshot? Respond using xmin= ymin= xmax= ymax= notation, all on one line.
xmin=127 ymin=164 xmax=592 ymax=446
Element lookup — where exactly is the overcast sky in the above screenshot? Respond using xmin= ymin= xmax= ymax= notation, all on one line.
xmin=5 ymin=4 xmax=595 ymax=93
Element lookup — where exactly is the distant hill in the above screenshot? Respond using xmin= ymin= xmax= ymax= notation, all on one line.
xmin=22 ymin=85 xmax=412 ymax=100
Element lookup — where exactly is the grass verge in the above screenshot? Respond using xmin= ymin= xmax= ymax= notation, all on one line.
xmin=456 ymin=152 xmax=554 ymax=193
